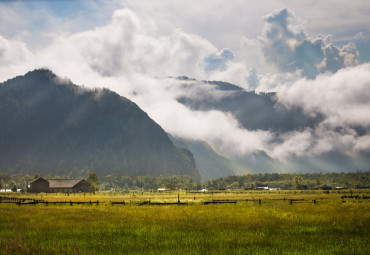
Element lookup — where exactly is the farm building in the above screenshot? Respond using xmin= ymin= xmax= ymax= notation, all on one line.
xmin=27 ymin=177 xmax=91 ymax=193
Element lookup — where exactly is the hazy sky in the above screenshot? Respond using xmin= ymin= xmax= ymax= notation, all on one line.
xmin=1 ymin=0 xmax=370 ymax=171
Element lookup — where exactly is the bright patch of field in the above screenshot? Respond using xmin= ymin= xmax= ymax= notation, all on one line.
xmin=0 ymin=191 xmax=369 ymax=254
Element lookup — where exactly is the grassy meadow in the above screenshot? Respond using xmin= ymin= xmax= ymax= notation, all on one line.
xmin=0 ymin=190 xmax=369 ymax=254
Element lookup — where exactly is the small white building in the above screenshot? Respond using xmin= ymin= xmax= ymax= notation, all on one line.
xmin=269 ymin=187 xmax=281 ymax=190
xmin=157 ymin=188 xmax=170 ymax=191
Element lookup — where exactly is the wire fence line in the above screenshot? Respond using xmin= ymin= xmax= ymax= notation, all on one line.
xmin=1 ymin=194 xmax=368 ymax=207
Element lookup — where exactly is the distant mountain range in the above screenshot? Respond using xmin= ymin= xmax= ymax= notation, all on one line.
xmin=1 ymin=70 xmax=368 ymax=180
xmin=0 ymin=69 xmax=199 ymax=179
xmin=176 ymin=77 xmax=370 ymax=173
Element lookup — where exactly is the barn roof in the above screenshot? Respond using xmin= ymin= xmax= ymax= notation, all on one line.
xmin=30 ymin=177 xmax=48 ymax=183
xmin=28 ymin=178 xmax=87 ymax=188
xmin=47 ymin=179 xmax=83 ymax=188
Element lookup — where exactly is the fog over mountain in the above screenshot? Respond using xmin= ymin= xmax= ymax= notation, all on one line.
xmin=0 ymin=2 xmax=369 ymax=176
xmin=173 ymin=75 xmax=370 ymax=173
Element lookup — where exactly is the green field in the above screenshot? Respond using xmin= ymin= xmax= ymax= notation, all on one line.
xmin=0 ymin=191 xmax=369 ymax=254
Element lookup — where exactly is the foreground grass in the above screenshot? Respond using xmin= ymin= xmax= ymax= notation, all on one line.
xmin=0 ymin=192 xmax=369 ymax=254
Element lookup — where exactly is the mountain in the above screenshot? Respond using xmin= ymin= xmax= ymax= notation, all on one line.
xmin=0 ymin=69 xmax=199 ymax=179
xmin=178 ymin=79 xmax=323 ymax=132
xmin=169 ymin=135 xmax=236 ymax=180
xmin=176 ymin=78 xmax=370 ymax=173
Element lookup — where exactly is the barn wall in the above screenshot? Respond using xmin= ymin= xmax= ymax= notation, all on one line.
xmin=30 ymin=179 xmax=50 ymax=193
xmin=73 ymin=180 xmax=91 ymax=193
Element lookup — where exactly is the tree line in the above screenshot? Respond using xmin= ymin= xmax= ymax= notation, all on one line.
xmin=0 ymin=172 xmax=369 ymax=192
xmin=206 ymin=172 xmax=370 ymax=190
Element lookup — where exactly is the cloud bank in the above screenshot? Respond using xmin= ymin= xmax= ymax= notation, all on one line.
xmin=0 ymin=6 xmax=369 ymax=172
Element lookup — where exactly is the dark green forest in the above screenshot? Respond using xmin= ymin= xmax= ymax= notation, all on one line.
xmin=1 ymin=172 xmax=369 ymax=192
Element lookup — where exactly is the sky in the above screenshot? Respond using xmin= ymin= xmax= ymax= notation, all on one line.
xmin=1 ymin=0 xmax=370 ymax=172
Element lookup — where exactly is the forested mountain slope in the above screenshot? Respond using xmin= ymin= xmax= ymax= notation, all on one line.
xmin=0 ymin=69 xmax=199 ymax=179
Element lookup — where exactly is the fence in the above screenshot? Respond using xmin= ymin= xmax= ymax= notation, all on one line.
xmin=0 ymin=194 xmax=368 ymax=207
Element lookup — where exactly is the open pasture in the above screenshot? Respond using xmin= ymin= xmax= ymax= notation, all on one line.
xmin=0 ymin=190 xmax=369 ymax=254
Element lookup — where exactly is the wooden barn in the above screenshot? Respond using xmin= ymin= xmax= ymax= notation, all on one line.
xmin=27 ymin=177 xmax=91 ymax=193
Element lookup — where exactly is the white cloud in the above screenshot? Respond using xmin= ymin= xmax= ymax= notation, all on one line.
xmin=267 ymin=64 xmax=370 ymax=162
xmin=354 ymin=135 xmax=370 ymax=153
xmin=269 ymin=129 xmax=313 ymax=159
xmin=260 ymin=8 xmax=360 ymax=79
xmin=0 ymin=35 xmax=33 ymax=79
xmin=278 ymin=0 xmax=370 ymax=41
xmin=277 ymin=64 xmax=370 ymax=128
xmin=57 ymin=9 xmax=217 ymax=80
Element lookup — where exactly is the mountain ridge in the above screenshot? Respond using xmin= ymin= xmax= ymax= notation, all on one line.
xmin=0 ymin=69 xmax=200 ymax=179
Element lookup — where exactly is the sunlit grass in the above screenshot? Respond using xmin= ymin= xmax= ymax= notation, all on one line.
xmin=0 ymin=191 xmax=369 ymax=254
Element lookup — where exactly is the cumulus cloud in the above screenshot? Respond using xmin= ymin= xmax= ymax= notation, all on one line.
xmin=206 ymin=61 xmax=253 ymax=89
xmin=261 ymin=9 xmax=360 ymax=79
xmin=277 ymin=64 xmax=370 ymax=128
xmin=45 ymin=9 xmax=217 ymax=80
xmin=271 ymin=63 xmax=370 ymax=160
xmin=0 ymin=35 xmax=33 ymax=78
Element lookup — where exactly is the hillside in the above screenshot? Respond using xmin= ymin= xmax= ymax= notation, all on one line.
xmin=169 ymin=135 xmax=236 ymax=179
xmin=0 ymin=69 xmax=199 ymax=179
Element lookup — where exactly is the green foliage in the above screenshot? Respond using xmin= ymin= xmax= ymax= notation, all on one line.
xmin=207 ymin=172 xmax=370 ymax=190
xmin=1 ymin=172 xmax=369 ymax=192
xmin=87 ymin=172 xmax=100 ymax=194
xmin=87 ymin=172 xmax=100 ymax=186
xmin=100 ymin=175 xmax=194 ymax=191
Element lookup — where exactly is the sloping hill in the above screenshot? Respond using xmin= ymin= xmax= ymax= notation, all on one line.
xmin=169 ymin=135 xmax=236 ymax=180
xmin=0 ymin=69 xmax=199 ymax=179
